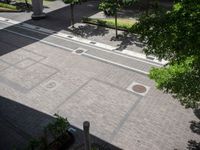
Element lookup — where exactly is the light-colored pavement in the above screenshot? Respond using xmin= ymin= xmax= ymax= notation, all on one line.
xmin=0 ymin=16 xmax=199 ymax=150
xmin=0 ymin=0 xmax=145 ymax=53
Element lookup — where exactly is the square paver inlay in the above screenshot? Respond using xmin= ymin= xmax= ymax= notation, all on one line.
xmin=15 ymin=59 xmax=36 ymax=69
xmin=0 ymin=50 xmax=45 ymax=65
xmin=0 ymin=62 xmax=58 ymax=93
xmin=0 ymin=60 xmax=9 ymax=72
xmin=58 ymin=79 xmax=140 ymax=141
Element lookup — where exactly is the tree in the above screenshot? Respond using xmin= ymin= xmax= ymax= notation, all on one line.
xmin=134 ymin=0 xmax=200 ymax=108
xmin=63 ymin=0 xmax=81 ymax=28
xmin=99 ymin=0 xmax=135 ymax=37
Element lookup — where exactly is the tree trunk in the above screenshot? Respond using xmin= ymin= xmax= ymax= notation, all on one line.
xmin=25 ymin=0 xmax=29 ymax=9
xmin=145 ymin=0 xmax=150 ymax=15
xmin=6 ymin=0 xmax=9 ymax=4
xmin=115 ymin=11 xmax=118 ymax=38
xmin=70 ymin=4 xmax=75 ymax=28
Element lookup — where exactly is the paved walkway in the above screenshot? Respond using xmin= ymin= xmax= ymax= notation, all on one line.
xmin=0 ymin=0 xmax=144 ymax=53
xmin=0 ymin=15 xmax=199 ymax=150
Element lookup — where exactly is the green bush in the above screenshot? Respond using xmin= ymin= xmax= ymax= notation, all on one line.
xmin=27 ymin=114 xmax=70 ymax=150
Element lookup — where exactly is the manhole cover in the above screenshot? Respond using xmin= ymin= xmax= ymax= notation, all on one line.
xmin=45 ymin=81 xmax=57 ymax=89
xmin=42 ymin=80 xmax=60 ymax=91
xmin=132 ymin=84 xmax=147 ymax=93
xmin=146 ymin=55 xmax=155 ymax=60
xmin=75 ymin=49 xmax=84 ymax=54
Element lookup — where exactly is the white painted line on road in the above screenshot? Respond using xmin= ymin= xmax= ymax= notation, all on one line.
xmin=4 ymin=23 xmax=159 ymax=67
xmin=3 ymin=28 xmax=149 ymax=75
xmin=0 ymin=18 xmax=161 ymax=71
xmin=3 ymin=29 xmax=74 ymax=52
xmin=83 ymin=53 xmax=149 ymax=75
xmin=0 ymin=17 xmax=164 ymax=66
xmin=0 ymin=17 xmax=55 ymax=34
xmin=121 ymin=50 xmax=168 ymax=65
xmin=0 ymin=17 xmax=163 ymax=67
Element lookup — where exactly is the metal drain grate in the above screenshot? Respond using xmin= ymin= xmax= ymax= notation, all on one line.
xmin=73 ymin=48 xmax=87 ymax=55
xmin=68 ymin=35 xmax=73 ymax=38
xmin=90 ymin=41 xmax=96 ymax=44
xmin=75 ymin=49 xmax=84 ymax=54
xmin=146 ymin=55 xmax=155 ymax=60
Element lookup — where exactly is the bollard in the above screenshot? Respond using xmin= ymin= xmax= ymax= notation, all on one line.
xmin=31 ymin=0 xmax=46 ymax=20
xmin=83 ymin=121 xmax=91 ymax=150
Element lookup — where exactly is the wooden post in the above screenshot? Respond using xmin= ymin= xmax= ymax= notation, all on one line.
xmin=83 ymin=121 xmax=91 ymax=150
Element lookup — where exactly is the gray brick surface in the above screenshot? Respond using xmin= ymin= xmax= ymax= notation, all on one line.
xmin=0 ymin=22 xmax=199 ymax=150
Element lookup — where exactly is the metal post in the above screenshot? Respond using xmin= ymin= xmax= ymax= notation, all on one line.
xmin=83 ymin=121 xmax=91 ymax=150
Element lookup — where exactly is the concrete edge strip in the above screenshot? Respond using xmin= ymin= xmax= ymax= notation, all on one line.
xmin=3 ymin=29 xmax=74 ymax=52
xmin=83 ymin=53 xmax=149 ymax=75
xmin=2 ymin=22 xmax=160 ymax=68
xmin=3 ymin=28 xmax=149 ymax=75
xmin=0 ymin=17 xmax=166 ymax=66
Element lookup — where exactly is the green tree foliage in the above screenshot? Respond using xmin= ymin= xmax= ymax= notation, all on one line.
xmin=134 ymin=0 xmax=200 ymax=108
xmin=63 ymin=0 xmax=81 ymax=28
xmin=46 ymin=114 xmax=70 ymax=139
xmin=27 ymin=114 xmax=70 ymax=150
xmin=99 ymin=0 xmax=136 ymax=37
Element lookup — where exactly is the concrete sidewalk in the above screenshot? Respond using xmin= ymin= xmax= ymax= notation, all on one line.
xmin=0 ymin=17 xmax=199 ymax=150
xmin=0 ymin=0 xmax=143 ymax=53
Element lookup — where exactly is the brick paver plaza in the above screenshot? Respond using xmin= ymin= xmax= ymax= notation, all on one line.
xmin=0 ymin=1 xmax=199 ymax=149
xmin=0 ymin=26 xmax=199 ymax=150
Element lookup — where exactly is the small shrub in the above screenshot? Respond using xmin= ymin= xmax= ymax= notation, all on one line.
xmin=46 ymin=114 xmax=70 ymax=139
xmin=27 ymin=114 xmax=70 ymax=150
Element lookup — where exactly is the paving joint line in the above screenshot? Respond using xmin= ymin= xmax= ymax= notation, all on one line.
xmin=109 ymin=97 xmax=142 ymax=142
xmin=0 ymin=17 xmax=164 ymax=66
xmin=83 ymin=53 xmax=149 ymax=75
xmin=2 ymin=28 xmax=150 ymax=75
xmin=53 ymin=78 xmax=93 ymax=113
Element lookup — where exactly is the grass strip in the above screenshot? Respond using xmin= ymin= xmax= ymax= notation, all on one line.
xmin=83 ymin=17 xmax=138 ymax=32
xmin=0 ymin=2 xmax=17 ymax=10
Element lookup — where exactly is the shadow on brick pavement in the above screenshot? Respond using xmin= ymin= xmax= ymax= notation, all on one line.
xmin=0 ymin=96 xmax=121 ymax=150
xmin=187 ymin=109 xmax=200 ymax=150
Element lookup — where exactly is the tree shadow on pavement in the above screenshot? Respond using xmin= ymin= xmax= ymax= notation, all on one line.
xmin=0 ymin=96 xmax=121 ymax=150
xmin=187 ymin=140 xmax=200 ymax=150
xmin=0 ymin=0 xmax=101 ymax=57
xmin=110 ymin=32 xmax=144 ymax=51
xmin=186 ymin=109 xmax=200 ymax=150
xmin=71 ymin=24 xmax=109 ymax=38
xmin=25 ymin=0 xmax=100 ymax=32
